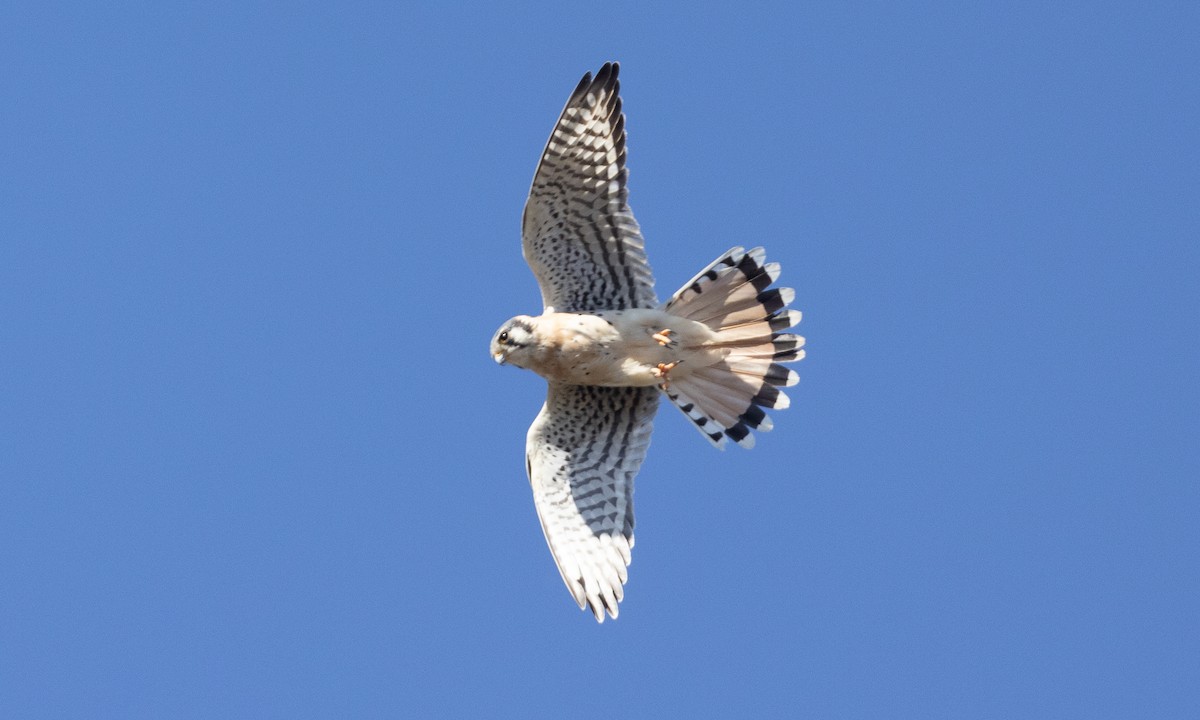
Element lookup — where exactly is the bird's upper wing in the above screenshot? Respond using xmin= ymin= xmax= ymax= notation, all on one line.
xmin=522 ymin=62 xmax=657 ymax=313
xmin=525 ymin=383 xmax=659 ymax=622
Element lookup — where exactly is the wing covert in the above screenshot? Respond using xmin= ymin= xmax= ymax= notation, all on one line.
xmin=525 ymin=383 xmax=659 ymax=622
xmin=522 ymin=62 xmax=657 ymax=312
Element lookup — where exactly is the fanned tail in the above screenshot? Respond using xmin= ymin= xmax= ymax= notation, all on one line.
xmin=660 ymin=246 xmax=804 ymax=449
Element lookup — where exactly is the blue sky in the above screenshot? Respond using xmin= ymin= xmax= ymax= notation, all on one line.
xmin=2 ymin=1 xmax=1197 ymax=717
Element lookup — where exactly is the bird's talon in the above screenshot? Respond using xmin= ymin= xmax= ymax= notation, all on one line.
xmin=652 ymin=328 xmax=675 ymax=347
xmin=652 ymin=361 xmax=679 ymax=388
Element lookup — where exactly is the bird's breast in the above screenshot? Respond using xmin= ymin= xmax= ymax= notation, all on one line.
xmin=527 ymin=310 xmax=717 ymax=387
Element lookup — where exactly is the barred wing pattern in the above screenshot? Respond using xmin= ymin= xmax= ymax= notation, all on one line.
xmin=522 ymin=62 xmax=657 ymax=313
xmin=526 ymin=383 xmax=659 ymax=622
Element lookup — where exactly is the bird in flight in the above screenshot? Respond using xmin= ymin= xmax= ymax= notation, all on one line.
xmin=491 ymin=62 xmax=805 ymax=622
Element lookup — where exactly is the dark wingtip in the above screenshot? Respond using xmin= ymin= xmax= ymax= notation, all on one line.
xmin=594 ymin=62 xmax=615 ymax=88
xmin=572 ymin=71 xmax=593 ymax=98
xmin=573 ymin=63 xmax=621 ymax=106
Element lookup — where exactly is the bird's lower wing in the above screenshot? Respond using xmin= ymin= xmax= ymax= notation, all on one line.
xmin=525 ymin=383 xmax=659 ymax=621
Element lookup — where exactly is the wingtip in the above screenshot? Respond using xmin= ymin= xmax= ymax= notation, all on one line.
xmin=593 ymin=61 xmax=616 ymax=89
xmin=572 ymin=71 xmax=593 ymax=97
xmin=568 ymin=577 xmax=587 ymax=610
xmin=586 ymin=594 xmax=619 ymax=623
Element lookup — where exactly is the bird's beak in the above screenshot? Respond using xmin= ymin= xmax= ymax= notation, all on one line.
xmin=493 ymin=351 xmax=506 ymax=365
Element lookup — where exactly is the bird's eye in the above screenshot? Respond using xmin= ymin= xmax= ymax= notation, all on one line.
xmin=499 ymin=331 xmax=509 ymax=343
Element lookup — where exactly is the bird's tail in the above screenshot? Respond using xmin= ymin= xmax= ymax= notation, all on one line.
xmin=659 ymin=246 xmax=804 ymax=449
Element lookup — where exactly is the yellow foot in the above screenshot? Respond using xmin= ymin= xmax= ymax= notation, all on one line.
xmin=652 ymin=328 xmax=675 ymax=347
xmin=652 ymin=361 xmax=679 ymax=388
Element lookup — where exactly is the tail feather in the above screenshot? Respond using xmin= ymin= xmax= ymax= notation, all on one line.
xmin=681 ymin=263 xmax=782 ymax=323
xmin=708 ymin=317 xmax=799 ymax=345
xmin=696 ymin=287 xmax=795 ymax=329
xmin=727 ymin=358 xmax=799 ymax=384
xmin=766 ymin=332 xmax=806 ymax=359
xmin=667 ymin=247 xmax=769 ymax=312
xmin=727 ymin=332 xmax=805 ymax=357
xmin=682 ymin=368 xmax=756 ymax=425
xmin=754 ymin=383 xmax=790 ymax=410
xmin=660 ymin=246 xmax=804 ymax=450
xmin=661 ymin=386 xmax=726 ymax=448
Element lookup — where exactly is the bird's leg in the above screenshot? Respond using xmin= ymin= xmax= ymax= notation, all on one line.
xmin=652 ymin=328 xmax=676 ymax=347
xmin=652 ymin=361 xmax=680 ymax=389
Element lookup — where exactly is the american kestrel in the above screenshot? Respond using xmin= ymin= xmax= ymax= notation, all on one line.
xmin=491 ymin=63 xmax=804 ymax=622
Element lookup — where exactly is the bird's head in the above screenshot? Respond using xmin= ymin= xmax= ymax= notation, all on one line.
xmin=490 ymin=316 xmax=537 ymax=368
